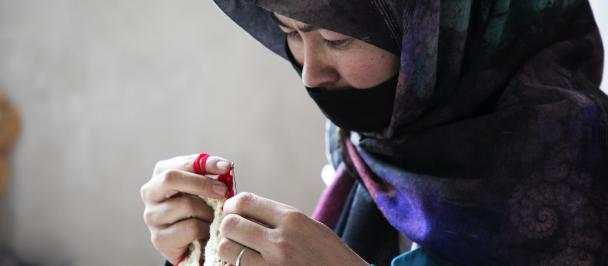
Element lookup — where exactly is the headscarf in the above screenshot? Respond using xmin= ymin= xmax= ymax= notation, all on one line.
xmin=213 ymin=0 xmax=608 ymax=265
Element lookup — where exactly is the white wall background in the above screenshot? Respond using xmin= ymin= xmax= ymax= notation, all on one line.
xmin=590 ymin=0 xmax=608 ymax=91
xmin=0 ymin=1 xmax=326 ymax=266
xmin=0 ymin=1 xmax=607 ymax=266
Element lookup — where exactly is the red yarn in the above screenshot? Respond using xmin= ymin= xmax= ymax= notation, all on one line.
xmin=175 ymin=252 xmax=186 ymax=266
xmin=192 ymin=153 xmax=235 ymax=199
xmin=192 ymin=153 xmax=210 ymax=175
xmin=218 ymin=169 xmax=235 ymax=199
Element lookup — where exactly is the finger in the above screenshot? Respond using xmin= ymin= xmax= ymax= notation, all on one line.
xmin=220 ymin=214 xmax=272 ymax=253
xmin=189 ymin=155 xmax=232 ymax=175
xmin=152 ymin=154 xmax=197 ymax=175
xmin=151 ymin=219 xmax=210 ymax=264
xmin=153 ymin=154 xmax=231 ymax=176
xmin=223 ymin=192 xmax=293 ymax=227
xmin=217 ymin=238 xmax=265 ymax=266
xmin=144 ymin=194 xmax=214 ymax=227
xmin=143 ymin=169 xmax=228 ymax=203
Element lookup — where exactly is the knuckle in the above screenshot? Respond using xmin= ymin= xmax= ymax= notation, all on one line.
xmin=269 ymin=229 xmax=285 ymax=245
xmin=181 ymin=159 xmax=192 ymax=172
xmin=220 ymin=214 xmax=240 ymax=232
xmin=232 ymin=192 xmax=255 ymax=211
xmin=160 ymin=169 xmax=180 ymax=186
xmin=143 ymin=208 xmax=155 ymax=225
xmin=150 ymin=232 xmax=164 ymax=250
xmin=271 ymin=233 xmax=292 ymax=258
xmin=281 ymin=210 xmax=306 ymax=225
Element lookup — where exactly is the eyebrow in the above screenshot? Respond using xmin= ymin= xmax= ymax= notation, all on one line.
xmin=271 ymin=13 xmax=319 ymax=33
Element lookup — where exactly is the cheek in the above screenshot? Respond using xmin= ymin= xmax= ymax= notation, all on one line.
xmin=337 ymin=50 xmax=399 ymax=89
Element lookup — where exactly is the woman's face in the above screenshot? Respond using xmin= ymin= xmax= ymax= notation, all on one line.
xmin=274 ymin=13 xmax=400 ymax=90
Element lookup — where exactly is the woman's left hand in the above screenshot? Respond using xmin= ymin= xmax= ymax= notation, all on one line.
xmin=217 ymin=192 xmax=369 ymax=266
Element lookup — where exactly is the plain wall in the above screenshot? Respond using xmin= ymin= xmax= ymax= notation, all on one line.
xmin=1 ymin=1 xmax=608 ymax=266
xmin=0 ymin=1 xmax=326 ymax=265
xmin=590 ymin=0 xmax=608 ymax=88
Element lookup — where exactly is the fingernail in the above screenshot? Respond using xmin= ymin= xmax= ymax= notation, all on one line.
xmin=216 ymin=161 xmax=230 ymax=171
xmin=213 ymin=183 xmax=227 ymax=196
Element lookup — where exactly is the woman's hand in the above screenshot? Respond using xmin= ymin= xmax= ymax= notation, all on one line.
xmin=217 ymin=192 xmax=369 ymax=266
xmin=140 ymin=154 xmax=232 ymax=265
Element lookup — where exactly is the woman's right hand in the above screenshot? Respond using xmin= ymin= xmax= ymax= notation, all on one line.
xmin=140 ymin=154 xmax=232 ymax=265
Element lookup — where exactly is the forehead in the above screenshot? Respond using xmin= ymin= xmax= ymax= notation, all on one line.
xmin=273 ymin=13 xmax=303 ymax=27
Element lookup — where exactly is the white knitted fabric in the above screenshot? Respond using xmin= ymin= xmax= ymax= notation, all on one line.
xmin=180 ymin=197 xmax=225 ymax=266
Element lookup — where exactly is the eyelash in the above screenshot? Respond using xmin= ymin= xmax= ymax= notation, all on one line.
xmin=287 ymin=31 xmax=301 ymax=39
xmin=286 ymin=31 xmax=352 ymax=49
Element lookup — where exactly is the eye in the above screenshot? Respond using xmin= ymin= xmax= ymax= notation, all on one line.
xmin=286 ymin=31 xmax=301 ymax=40
xmin=323 ymin=38 xmax=353 ymax=49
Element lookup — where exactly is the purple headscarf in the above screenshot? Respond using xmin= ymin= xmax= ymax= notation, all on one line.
xmin=213 ymin=0 xmax=608 ymax=265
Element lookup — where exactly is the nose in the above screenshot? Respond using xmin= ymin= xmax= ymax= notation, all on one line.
xmin=301 ymin=45 xmax=339 ymax=88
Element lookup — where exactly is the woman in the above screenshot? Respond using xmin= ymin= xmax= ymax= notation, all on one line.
xmin=141 ymin=0 xmax=608 ymax=265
